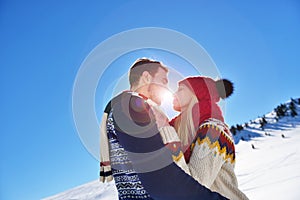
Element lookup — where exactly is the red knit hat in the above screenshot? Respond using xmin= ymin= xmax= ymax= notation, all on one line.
xmin=179 ymin=76 xmax=234 ymax=102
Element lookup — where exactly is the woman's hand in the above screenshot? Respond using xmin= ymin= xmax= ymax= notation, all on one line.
xmin=151 ymin=106 xmax=170 ymax=129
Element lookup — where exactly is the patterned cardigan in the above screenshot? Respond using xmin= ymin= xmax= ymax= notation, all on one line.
xmin=187 ymin=118 xmax=249 ymax=200
xmin=100 ymin=91 xmax=228 ymax=200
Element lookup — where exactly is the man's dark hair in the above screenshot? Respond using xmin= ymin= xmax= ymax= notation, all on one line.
xmin=129 ymin=58 xmax=168 ymax=87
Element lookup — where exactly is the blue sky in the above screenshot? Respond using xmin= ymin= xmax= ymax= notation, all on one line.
xmin=1 ymin=1 xmax=299 ymax=199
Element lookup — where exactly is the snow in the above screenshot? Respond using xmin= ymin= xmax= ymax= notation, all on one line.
xmin=44 ymin=102 xmax=300 ymax=200
xmin=43 ymin=180 xmax=118 ymax=200
xmin=236 ymin=125 xmax=300 ymax=199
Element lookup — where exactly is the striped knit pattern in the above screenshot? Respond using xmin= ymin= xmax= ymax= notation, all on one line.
xmin=107 ymin=112 xmax=153 ymax=200
xmin=188 ymin=118 xmax=249 ymax=200
xmin=193 ymin=118 xmax=235 ymax=164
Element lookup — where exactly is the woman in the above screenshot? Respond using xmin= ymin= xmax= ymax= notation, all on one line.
xmin=157 ymin=76 xmax=248 ymax=200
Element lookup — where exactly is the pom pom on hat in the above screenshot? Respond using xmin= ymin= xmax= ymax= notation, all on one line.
xmin=215 ymin=79 xmax=234 ymax=99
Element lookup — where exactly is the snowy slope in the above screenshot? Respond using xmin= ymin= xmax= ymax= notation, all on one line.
xmin=44 ymin=101 xmax=300 ymax=200
xmin=234 ymin=101 xmax=300 ymax=199
xmin=43 ymin=180 xmax=118 ymax=200
xmin=235 ymin=126 xmax=300 ymax=199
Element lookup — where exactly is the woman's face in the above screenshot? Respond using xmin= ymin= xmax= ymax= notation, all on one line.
xmin=173 ymin=83 xmax=195 ymax=112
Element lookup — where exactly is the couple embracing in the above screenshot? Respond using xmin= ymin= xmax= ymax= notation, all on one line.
xmin=100 ymin=58 xmax=248 ymax=200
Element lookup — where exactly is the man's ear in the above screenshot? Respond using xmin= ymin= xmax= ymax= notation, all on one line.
xmin=141 ymin=71 xmax=152 ymax=84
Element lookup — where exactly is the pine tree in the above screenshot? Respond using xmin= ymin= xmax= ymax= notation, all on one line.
xmin=230 ymin=126 xmax=237 ymax=135
xmin=260 ymin=119 xmax=264 ymax=130
xmin=262 ymin=115 xmax=267 ymax=124
xmin=289 ymin=100 xmax=297 ymax=117
xmin=259 ymin=116 xmax=267 ymax=130
xmin=281 ymin=104 xmax=288 ymax=115
xmin=236 ymin=124 xmax=244 ymax=131
xmin=275 ymin=106 xmax=282 ymax=118
xmin=291 ymin=109 xmax=297 ymax=117
xmin=275 ymin=104 xmax=288 ymax=118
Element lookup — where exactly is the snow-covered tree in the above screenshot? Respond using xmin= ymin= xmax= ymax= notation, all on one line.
xmin=289 ymin=100 xmax=297 ymax=117
xmin=236 ymin=124 xmax=244 ymax=131
xmin=275 ymin=104 xmax=288 ymax=118
xmin=230 ymin=125 xmax=237 ymax=135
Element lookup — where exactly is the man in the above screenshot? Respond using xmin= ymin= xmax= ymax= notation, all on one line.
xmin=100 ymin=58 xmax=227 ymax=200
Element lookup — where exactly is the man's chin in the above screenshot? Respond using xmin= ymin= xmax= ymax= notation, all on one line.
xmin=173 ymin=105 xmax=181 ymax=112
xmin=152 ymin=98 xmax=162 ymax=105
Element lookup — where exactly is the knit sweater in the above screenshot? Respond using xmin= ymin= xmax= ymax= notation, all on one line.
xmin=187 ymin=118 xmax=249 ymax=200
xmin=100 ymin=91 xmax=228 ymax=200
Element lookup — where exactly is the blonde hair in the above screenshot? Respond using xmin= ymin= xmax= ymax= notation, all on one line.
xmin=175 ymin=94 xmax=199 ymax=147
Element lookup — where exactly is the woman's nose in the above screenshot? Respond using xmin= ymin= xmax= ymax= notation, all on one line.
xmin=173 ymin=93 xmax=178 ymax=99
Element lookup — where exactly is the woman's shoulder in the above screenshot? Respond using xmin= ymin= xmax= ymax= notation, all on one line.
xmin=192 ymin=118 xmax=236 ymax=164
xmin=199 ymin=118 xmax=233 ymax=141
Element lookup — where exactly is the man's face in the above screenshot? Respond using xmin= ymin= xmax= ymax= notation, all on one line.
xmin=148 ymin=67 xmax=168 ymax=105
